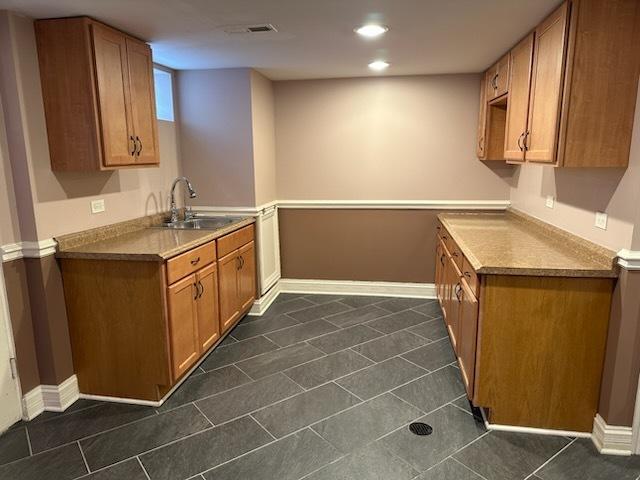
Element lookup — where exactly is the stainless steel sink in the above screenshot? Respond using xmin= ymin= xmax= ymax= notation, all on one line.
xmin=157 ymin=216 xmax=245 ymax=230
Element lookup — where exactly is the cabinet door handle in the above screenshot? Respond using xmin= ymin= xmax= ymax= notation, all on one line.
xmin=134 ymin=136 xmax=142 ymax=156
xmin=236 ymin=256 xmax=241 ymax=270
xmin=129 ymin=136 xmax=136 ymax=156
xmin=517 ymin=132 xmax=524 ymax=151
xmin=240 ymin=255 xmax=245 ymax=268
xmin=523 ymin=131 xmax=530 ymax=151
xmin=190 ymin=257 xmax=200 ymax=266
xmin=440 ymin=254 xmax=445 ymax=266
xmin=198 ymin=281 xmax=204 ymax=299
xmin=492 ymin=73 xmax=498 ymax=90
xmin=193 ymin=283 xmax=199 ymax=300
xmin=454 ymin=283 xmax=462 ymax=301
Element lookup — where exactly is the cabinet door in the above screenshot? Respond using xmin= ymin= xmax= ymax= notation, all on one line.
xmin=125 ymin=38 xmax=159 ymax=165
xmin=435 ymin=241 xmax=445 ymax=302
xmin=218 ymin=250 xmax=241 ymax=334
xmin=495 ymin=53 xmax=510 ymax=98
xmin=167 ymin=274 xmax=199 ymax=379
xmin=444 ymin=255 xmax=461 ymax=353
xmin=525 ymin=3 xmax=569 ymax=163
xmin=458 ymin=280 xmax=479 ymax=399
xmin=196 ymin=262 xmax=220 ymax=352
xmin=504 ymin=33 xmax=534 ymax=162
xmin=91 ymin=24 xmax=135 ymax=167
xmin=238 ymin=241 xmax=256 ymax=312
xmin=476 ymin=76 xmax=487 ymax=159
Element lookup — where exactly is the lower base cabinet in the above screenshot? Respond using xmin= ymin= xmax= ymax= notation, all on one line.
xmin=435 ymin=221 xmax=613 ymax=432
xmin=61 ymin=223 xmax=257 ymax=402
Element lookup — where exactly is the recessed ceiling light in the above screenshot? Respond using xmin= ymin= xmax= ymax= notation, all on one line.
xmin=368 ymin=60 xmax=390 ymax=71
xmin=355 ymin=24 xmax=389 ymax=38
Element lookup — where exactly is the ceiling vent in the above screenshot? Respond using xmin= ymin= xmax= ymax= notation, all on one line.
xmin=223 ymin=24 xmax=278 ymax=34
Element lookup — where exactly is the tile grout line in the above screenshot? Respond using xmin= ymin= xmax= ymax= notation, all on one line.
xmin=191 ymin=402 xmax=215 ymax=427
xmin=526 ymin=437 xmax=577 ymax=478
xmin=136 ymin=456 xmax=152 ymax=480
xmin=249 ymin=413 xmax=278 ymax=441
xmin=450 ymin=456 xmax=491 ymax=480
xmin=77 ymin=441 xmax=91 ymax=475
xmin=24 ymin=426 xmax=33 ymax=457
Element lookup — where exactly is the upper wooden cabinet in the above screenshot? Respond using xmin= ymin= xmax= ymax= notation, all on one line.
xmin=35 ymin=17 xmax=159 ymax=171
xmin=485 ymin=54 xmax=510 ymax=100
xmin=481 ymin=0 xmax=640 ymax=167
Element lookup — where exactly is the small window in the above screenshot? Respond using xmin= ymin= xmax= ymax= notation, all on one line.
xmin=153 ymin=67 xmax=174 ymax=121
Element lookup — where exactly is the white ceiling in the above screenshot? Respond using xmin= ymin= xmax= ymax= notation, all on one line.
xmin=0 ymin=0 xmax=560 ymax=80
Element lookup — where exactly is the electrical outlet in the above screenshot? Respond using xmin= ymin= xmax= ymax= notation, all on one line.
xmin=545 ymin=195 xmax=555 ymax=209
xmin=595 ymin=212 xmax=608 ymax=230
xmin=91 ymin=199 xmax=105 ymax=214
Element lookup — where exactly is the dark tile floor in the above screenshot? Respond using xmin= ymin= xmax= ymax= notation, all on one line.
xmin=2 ymin=294 xmax=640 ymax=480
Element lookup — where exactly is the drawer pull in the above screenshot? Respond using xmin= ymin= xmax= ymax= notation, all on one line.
xmin=464 ymin=272 xmax=472 ymax=278
xmin=452 ymin=252 xmax=459 ymax=257
xmin=190 ymin=257 xmax=200 ymax=266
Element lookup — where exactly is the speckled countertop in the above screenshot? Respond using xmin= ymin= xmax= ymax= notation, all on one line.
xmin=56 ymin=217 xmax=255 ymax=262
xmin=438 ymin=210 xmax=618 ymax=278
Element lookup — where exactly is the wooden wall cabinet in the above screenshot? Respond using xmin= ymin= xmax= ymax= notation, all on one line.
xmin=35 ymin=17 xmax=159 ymax=171
xmin=61 ymin=223 xmax=256 ymax=402
xmin=483 ymin=0 xmax=640 ymax=167
xmin=485 ymin=54 xmax=510 ymax=100
xmin=435 ymin=220 xmax=613 ymax=432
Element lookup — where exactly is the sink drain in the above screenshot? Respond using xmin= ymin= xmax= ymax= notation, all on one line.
xmin=409 ymin=422 xmax=433 ymax=436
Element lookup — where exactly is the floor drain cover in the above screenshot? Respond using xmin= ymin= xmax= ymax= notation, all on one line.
xmin=409 ymin=422 xmax=433 ymax=436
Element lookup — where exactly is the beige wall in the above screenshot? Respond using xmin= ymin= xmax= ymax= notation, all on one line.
xmin=251 ymin=70 xmax=277 ymax=206
xmin=274 ymin=75 xmax=514 ymax=201
xmin=509 ymin=86 xmax=640 ymax=252
xmin=0 ymin=93 xmax=20 ymax=245
xmin=178 ymin=68 xmax=256 ymax=207
xmin=1 ymin=13 xmax=182 ymax=241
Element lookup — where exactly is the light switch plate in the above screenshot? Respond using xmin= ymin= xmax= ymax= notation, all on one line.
xmin=595 ymin=212 xmax=608 ymax=230
xmin=91 ymin=199 xmax=105 ymax=214
xmin=545 ymin=195 xmax=555 ymax=209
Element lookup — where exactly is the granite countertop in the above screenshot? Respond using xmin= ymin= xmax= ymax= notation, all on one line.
xmin=438 ymin=211 xmax=618 ymax=278
xmin=56 ymin=217 xmax=256 ymax=262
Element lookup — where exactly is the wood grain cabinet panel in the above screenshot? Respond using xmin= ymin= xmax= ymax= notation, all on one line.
xmin=196 ymin=262 xmax=220 ymax=352
xmin=482 ymin=0 xmax=640 ymax=167
xmin=238 ymin=241 xmax=257 ymax=312
xmin=167 ymin=274 xmax=200 ymax=380
xmin=35 ymin=16 xmax=159 ymax=171
xmin=457 ymin=279 xmax=479 ymax=399
xmin=218 ymin=251 xmax=242 ymax=334
xmin=504 ymin=33 xmax=534 ymax=162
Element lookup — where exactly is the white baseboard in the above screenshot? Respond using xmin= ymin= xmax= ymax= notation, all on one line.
xmin=21 ymin=375 xmax=80 ymax=419
xmin=248 ymin=282 xmax=281 ymax=316
xmin=592 ymin=414 xmax=634 ymax=456
xmin=278 ymin=278 xmax=436 ymax=299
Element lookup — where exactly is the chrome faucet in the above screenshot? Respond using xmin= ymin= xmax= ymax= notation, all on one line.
xmin=169 ymin=176 xmax=197 ymax=223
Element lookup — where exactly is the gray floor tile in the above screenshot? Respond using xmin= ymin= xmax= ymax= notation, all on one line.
xmin=336 ymin=357 xmax=426 ymax=400
xmin=308 ymin=324 xmax=383 ymax=354
xmin=200 ymin=336 xmax=279 ymax=370
xmin=26 ymin=399 xmax=103 ymax=426
xmin=377 ymin=297 xmax=430 ymax=313
xmin=352 ymin=330 xmax=429 ymax=362
xmin=0 ymin=443 xmax=87 ymax=480
xmin=230 ymin=314 xmax=300 ymax=341
xmin=275 ymin=293 xmax=307 ymax=302
xmin=159 ymin=365 xmax=252 ymax=411
xmin=204 ymin=429 xmax=340 ymax=480
xmin=454 ymin=431 xmax=571 ymax=480
xmin=253 ymin=383 xmax=360 ymax=438
xmin=324 ymin=304 xmax=390 ymax=328
xmin=312 ymin=393 xmax=422 ymax=454
xmin=284 ymin=350 xmax=373 ymax=389
xmin=81 ymin=404 xmax=210 ymax=470
xmin=195 ymin=373 xmax=303 ymax=424
xmin=288 ymin=301 xmax=352 ymax=323
xmin=537 ymin=438 xmax=640 ymax=480
xmin=140 ymin=416 xmax=272 ymax=480
xmin=365 ymin=309 xmax=431 ymax=334
xmin=236 ymin=343 xmax=324 ymax=379
xmin=266 ymin=319 xmax=339 ymax=347
xmin=304 ymin=294 xmax=346 ymax=304
xmin=218 ymin=334 xmax=237 ymax=346
xmin=382 ymin=404 xmax=486 ymax=472
xmin=27 ymin=402 xmax=156 ymax=454
xmin=402 ymin=337 xmax=456 ymax=371
xmin=80 ymin=459 xmax=148 ymax=479
xmin=392 ymin=366 xmax=465 ymax=413
xmin=409 ymin=317 xmax=448 ymax=341
xmin=415 ymin=458 xmax=483 ymax=480
xmin=412 ymin=301 xmax=443 ymax=318
xmin=261 ymin=297 xmax=317 ymax=317
xmin=0 ymin=426 xmax=30 ymax=466
xmin=451 ymin=395 xmax=474 ymax=415
xmin=306 ymin=441 xmax=419 ymax=480
xmin=339 ymin=295 xmax=390 ymax=308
